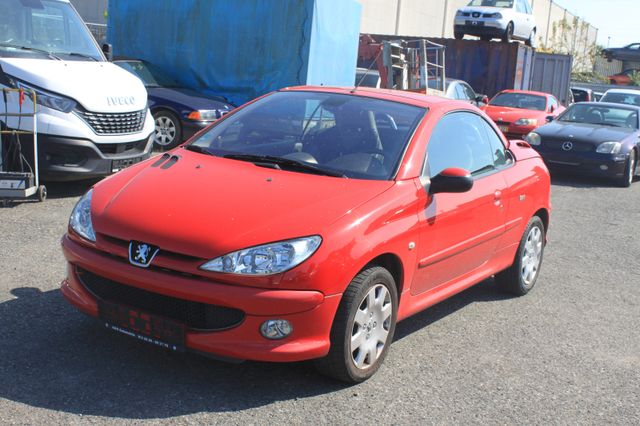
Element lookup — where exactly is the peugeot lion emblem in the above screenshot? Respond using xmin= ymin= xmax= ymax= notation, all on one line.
xmin=562 ymin=142 xmax=574 ymax=151
xmin=129 ymin=241 xmax=160 ymax=268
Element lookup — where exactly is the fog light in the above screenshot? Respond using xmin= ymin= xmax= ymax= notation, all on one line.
xmin=600 ymin=165 xmax=609 ymax=171
xmin=260 ymin=319 xmax=293 ymax=340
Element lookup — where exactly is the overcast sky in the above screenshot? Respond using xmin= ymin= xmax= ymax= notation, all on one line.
xmin=556 ymin=0 xmax=639 ymax=47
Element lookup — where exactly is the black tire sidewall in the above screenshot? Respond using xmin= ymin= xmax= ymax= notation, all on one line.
xmin=340 ymin=267 xmax=398 ymax=382
xmin=153 ymin=110 xmax=183 ymax=150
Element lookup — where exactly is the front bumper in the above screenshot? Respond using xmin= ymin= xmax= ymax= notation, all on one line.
xmin=454 ymin=18 xmax=507 ymax=37
xmin=60 ymin=234 xmax=340 ymax=362
xmin=535 ymin=148 xmax=628 ymax=178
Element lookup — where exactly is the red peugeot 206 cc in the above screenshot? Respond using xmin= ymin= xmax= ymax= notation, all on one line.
xmin=61 ymin=87 xmax=551 ymax=383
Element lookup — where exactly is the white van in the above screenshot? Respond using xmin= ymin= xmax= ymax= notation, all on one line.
xmin=0 ymin=0 xmax=154 ymax=181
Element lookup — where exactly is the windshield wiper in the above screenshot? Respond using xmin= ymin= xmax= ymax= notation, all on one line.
xmin=184 ymin=144 xmax=216 ymax=156
xmin=223 ymin=153 xmax=347 ymax=178
xmin=65 ymin=52 xmax=98 ymax=61
xmin=0 ymin=43 xmax=61 ymax=60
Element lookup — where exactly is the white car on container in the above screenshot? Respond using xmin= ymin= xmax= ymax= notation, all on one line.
xmin=454 ymin=0 xmax=537 ymax=47
xmin=0 ymin=0 xmax=154 ymax=181
xmin=600 ymin=89 xmax=640 ymax=107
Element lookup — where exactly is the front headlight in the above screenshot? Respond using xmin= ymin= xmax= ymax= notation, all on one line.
xmin=525 ymin=132 xmax=541 ymax=146
xmin=456 ymin=10 xmax=464 ymax=17
xmin=17 ymin=81 xmax=77 ymax=113
xmin=200 ymin=236 xmax=322 ymax=275
xmin=69 ymin=189 xmax=96 ymax=242
xmin=488 ymin=12 xmax=503 ymax=18
xmin=515 ymin=118 xmax=538 ymax=126
xmin=187 ymin=109 xmax=226 ymax=121
xmin=596 ymin=141 xmax=622 ymax=154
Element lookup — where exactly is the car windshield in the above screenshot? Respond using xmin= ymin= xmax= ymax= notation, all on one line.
xmin=571 ymin=89 xmax=590 ymax=103
xmin=188 ymin=91 xmax=426 ymax=180
xmin=558 ymin=104 xmax=639 ymax=129
xmin=489 ymin=93 xmax=547 ymax=111
xmin=0 ymin=0 xmax=103 ymax=61
xmin=468 ymin=0 xmax=514 ymax=7
xmin=354 ymin=70 xmax=380 ymax=88
xmin=601 ymin=92 xmax=640 ymax=107
xmin=115 ymin=61 xmax=179 ymax=87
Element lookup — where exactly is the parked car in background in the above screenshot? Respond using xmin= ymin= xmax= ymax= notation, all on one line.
xmin=115 ymin=59 xmax=235 ymax=149
xmin=603 ymin=43 xmax=640 ymax=62
xmin=526 ymin=102 xmax=640 ymax=187
xmin=593 ymin=91 xmax=604 ymax=102
xmin=355 ymin=68 xmax=381 ymax=88
xmin=428 ymin=78 xmax=489 ymax=106
xmin=600 ymin=88 xmax=640 ymax=106
xmin=570 ymin=87 xmax=595 ymax=103
xmin=482 ymin=90 xmax=564 ymax=139
xmin=454 ymin=0 xmax=537 ymax=46
xmin=607 ymin=69 xmax=640 ymax=86
xmin=61 ymin=86 xmax=551 ymax=383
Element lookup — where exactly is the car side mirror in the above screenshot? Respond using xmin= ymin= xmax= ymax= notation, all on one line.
xmin=102 ymin=43 xmax=113 ymax=62
xmin=429 ymin=168 xmax=474 ymax=194
xmin=476 ymin=94 xmax=489 ymax=104
xmin=546 ymin=115 xmax=555 ymax=123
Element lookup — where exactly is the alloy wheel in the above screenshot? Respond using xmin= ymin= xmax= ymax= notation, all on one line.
xmin=154 ymin=116 xmax=177 ymax=147
xmin=521 ymin=225 xmax=543 ymax=286
xmin=350 ymin=284 xmax=392 ymax=370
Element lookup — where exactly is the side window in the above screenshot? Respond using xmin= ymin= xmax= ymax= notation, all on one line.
xmin=524 ymin=0 xmax=533 ymax=14
xmin=478 ymin=117 xmax=511 ymax=168
xmin=426 ymin=112 xmax=496 ymax=178
xmin=516 ymin=0 xmax=527 ymax=13
xmin=462 ymin=83 xmax=476 ymax=101
xmin=454 ymin=84 xmax=467 ymax=100
xmin=549 ymin=97 xmax=559 ymax=112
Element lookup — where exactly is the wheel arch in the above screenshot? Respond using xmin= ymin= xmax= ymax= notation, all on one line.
xmin=534 ymin=207 xmax=550 ymax=233
xmin=364 ymin=253 xmax=405 ymax=296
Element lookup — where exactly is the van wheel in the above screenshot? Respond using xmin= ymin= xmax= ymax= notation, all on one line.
xmin=495 ymin=216 xmax=545 ymax=296
xmin=502 ymin=22 xmax=514 ymax=43
xmin=153 ymin=110 xmax=182 ymax=150
xmin=314 ymin=266 xmax=398 ymax=383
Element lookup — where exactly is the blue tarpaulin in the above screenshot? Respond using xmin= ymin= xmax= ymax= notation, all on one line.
xmin=108 ymin=0 xmax=361 ymax=106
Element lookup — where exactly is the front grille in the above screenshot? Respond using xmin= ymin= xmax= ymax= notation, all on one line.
xmin=75 ymin=108 xmax=146 ymax=135
xmin=472 ymin=12 xmax=481 ymax=18
xmin=76 ymin=267 xmax=245 ymax=331
xmin=96 ymin=139 xmax=148 ymax=156
xmin=462 ymin=12 xmax=471 ymax=17
xmin=543 ymin=139 xmax=595 ymax=152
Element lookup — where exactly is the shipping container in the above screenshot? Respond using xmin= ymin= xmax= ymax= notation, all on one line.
xmin=530 ymin=53 xmax=572 ymax=106
xmin=365 ymin=35 xmax=535 ymax=99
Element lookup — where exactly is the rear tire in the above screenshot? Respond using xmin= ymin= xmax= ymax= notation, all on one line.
xmin=480 ymin=35 xmax=492 ymax=42
xmin=526 ymin=29 xmax=536 ymax=48
xmin=502 ymin=22 xmax=514 ymax=43
xmin=495 ymin=216 xmax=545 ymax=296
xmin=617 ymin=150 xmax=636 ymax=188
xmin=314 ymin=266 xmax=398 ymax=383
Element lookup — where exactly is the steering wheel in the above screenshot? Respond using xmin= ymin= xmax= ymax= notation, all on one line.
xmin=377 ymin=113 xmax=398 ymax=130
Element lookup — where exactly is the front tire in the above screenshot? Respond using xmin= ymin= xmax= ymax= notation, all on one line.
xmin=526 ymin=29 xmax=536 ymax=48
xmin=153 ymin=110 xmax=182 ymax=150
xmin=315 ymin=266 xmax=398 ymax=383
xmin=617 ymin=150 xmax=636 ymax=188
xmin=454 ymin=31 xmax=464 ymax=40
xmin=502 ymin=22 xmax=514 ymax=43
xmin=495 ymin=216 xmax=545 ymax=296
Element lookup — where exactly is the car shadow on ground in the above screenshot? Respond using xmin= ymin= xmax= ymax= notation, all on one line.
xmin=0 ymin=279 xmax=510 ymax=419
xmin=549 ymin=172 xmax=627 ymax=188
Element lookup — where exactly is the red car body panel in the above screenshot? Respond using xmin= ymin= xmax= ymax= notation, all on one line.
xmin=60 ymin=86 xmax=551 ymax=363
xmin=481 ymin=90 xmax=565 ymax=140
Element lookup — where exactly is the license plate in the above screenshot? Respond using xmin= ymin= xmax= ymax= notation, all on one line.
xmin=499 ymin=125 xmax=509 ymax=133
xmin=466 ymin=20 xmax=483 ymax=26
xmin=112 ymin=156 xmax=145 ymax=173
xmin=98 ymin=300 xmax=185 ymax=352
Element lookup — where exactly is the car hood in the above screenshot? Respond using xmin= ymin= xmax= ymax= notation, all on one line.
xmin=147 ymin=87 xmax=234 ymax=111
xmin=536 ymin=121 xmax=636 ymax=143
xmin=483 ymin=106 xmax=545 ymax=123
xmin=0 ymin=58 xmax=148 ymax=112
xmin=91 ymin=150 xmax=395 ymax=259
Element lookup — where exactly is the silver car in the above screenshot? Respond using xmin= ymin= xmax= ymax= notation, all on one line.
xmin=454 ymin=0 xmax=537 ymax=46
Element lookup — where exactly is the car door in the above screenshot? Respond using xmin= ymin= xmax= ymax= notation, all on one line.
xmin=411 ymin=111 xmax=508 ymax=296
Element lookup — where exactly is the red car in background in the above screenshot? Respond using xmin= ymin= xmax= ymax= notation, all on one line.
xmin=608 ymin=69 xmax=640 ymax=86
xmin=482 ymin=90 xmax=564 ymax=140
xmin=61 ymin=87 xmax=551 ymax=383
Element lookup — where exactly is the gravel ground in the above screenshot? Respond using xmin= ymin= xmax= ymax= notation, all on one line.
xmin=0 ymin=174 xmax=638 ymax=425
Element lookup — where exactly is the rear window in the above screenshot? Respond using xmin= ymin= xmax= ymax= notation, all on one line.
xmin=489 ymin=92 xmax=547 ymax=111
xmin=600 ymin=92 xmax=640 ymax=107
xmin=189 ymin=91 xmax=426 ymax=180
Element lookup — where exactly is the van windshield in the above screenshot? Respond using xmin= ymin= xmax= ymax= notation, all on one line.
xmin=0 ymin=0 xmax=103 ymax=61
